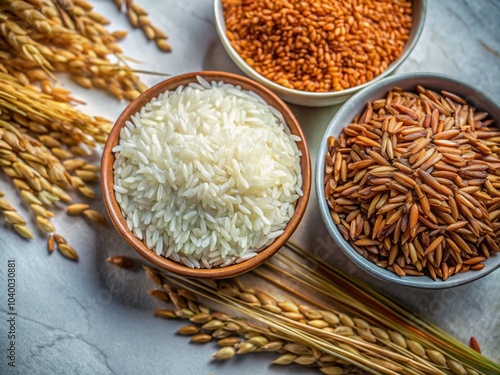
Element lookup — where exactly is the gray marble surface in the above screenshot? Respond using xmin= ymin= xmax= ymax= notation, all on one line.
xmin=0 ymin=1 xmax=499 ymax=374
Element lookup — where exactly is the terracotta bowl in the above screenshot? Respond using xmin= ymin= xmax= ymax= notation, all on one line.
xmin=101 ymin=71 xmax=311 ymax=279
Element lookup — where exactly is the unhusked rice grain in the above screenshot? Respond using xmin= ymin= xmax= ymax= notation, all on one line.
xmin=112 ymin=77 xmax=302 ymax=268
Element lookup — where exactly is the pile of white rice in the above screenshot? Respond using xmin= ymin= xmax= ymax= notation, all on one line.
xmin=112 ymin=77 xmax=302 ymax=268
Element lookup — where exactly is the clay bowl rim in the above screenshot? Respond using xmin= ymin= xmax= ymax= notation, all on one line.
xmin=101 ymin=71 xmax=311 ymax=279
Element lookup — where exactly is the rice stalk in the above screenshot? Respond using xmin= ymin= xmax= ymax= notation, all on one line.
xmin=0 ymin=1 xmax=149 ymax=99
xmin=114 ymin=0 xmax=172 ymax=52
xmin=140 ymin=244 xmax=497 ymax=375
xmin=0 ymin=0 xmax=162 ymax=258
xmin=283 ymin=242 xmax=498 ymax=374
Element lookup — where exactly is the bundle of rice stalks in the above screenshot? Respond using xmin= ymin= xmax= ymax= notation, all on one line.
xmin=142 ymin=242 xmax=499 ymax=375
xmin=0 ymin=0 xmax=166 ymax=259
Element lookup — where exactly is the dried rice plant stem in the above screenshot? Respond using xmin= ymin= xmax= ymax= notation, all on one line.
xmin=155 ymin=277 xmax=387 ymax=374
xmin=0 ymin=96 xmax=100 ymax=197
xmin=0 ymin=12 xmax=55 ymax=74
xmin=0 ymin=1 xmax=149 ymax=100
xmin=284 ymin=242 xmax=497 ymax=374
xmin=114 ymin=0 xmax=172 ymax=52
xmin=0 ymin=0 xmax=140 ymax=255
xmin=140 ymin=244 xmax=498 ymax=375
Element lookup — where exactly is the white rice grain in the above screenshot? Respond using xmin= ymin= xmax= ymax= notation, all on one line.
xmin=113 ymin=78 xmax=302 ymax=268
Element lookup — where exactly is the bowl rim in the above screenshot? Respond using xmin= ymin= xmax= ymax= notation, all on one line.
xmin=101 ymin=71 xmax=311 ymax=279
xmin=213 ymin=0 xmax=427 ymax=99
xmin=315 ymin=72 xmax=500 ymax=289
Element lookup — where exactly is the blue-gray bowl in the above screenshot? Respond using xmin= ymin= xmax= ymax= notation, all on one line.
xmin=316 ymin=72 xmax=500 ymax=288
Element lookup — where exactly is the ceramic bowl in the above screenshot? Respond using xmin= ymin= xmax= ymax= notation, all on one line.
xmin=214 ymin=0 xmax=427 ymax=107
xmin=316 ymin=72 xmax=500 ymax=288
xmin=102 ymin=71 xmax=311 ymax=279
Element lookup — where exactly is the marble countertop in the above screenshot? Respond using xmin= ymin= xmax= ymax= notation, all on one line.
xmin=1 ymin=1 xmax=499 ymax=374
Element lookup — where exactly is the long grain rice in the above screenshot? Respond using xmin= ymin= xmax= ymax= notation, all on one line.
xmin=113 ymin=77 xmax=302 ymax=268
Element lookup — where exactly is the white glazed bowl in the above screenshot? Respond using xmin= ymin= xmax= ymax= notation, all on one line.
xmin=214 ymin=0 xmax=427 ymax=107
xmin=316 ymin=72 xmax=500 ymax=288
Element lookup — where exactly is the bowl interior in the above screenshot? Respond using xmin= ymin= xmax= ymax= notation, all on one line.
xmin=214 ymin=0 xmax=427 ymax=106
xmin=316 ymin=72 xmax=500 ymax=288
xmin=102 ymin=71 xmax=311 ymax=279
